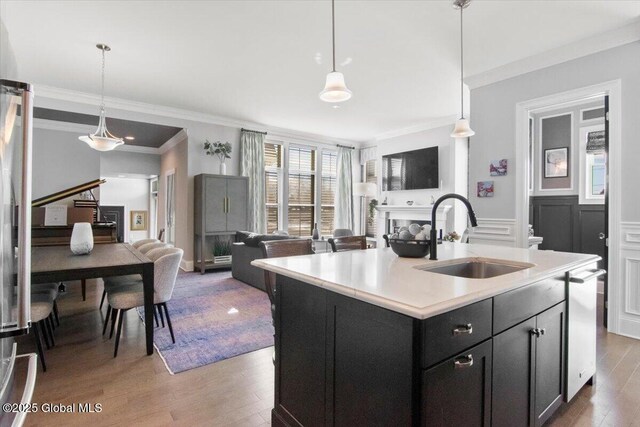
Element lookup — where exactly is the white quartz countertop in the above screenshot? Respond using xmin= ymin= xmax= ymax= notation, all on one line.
xmin=251 ymin=243 xmax=600 ymax=319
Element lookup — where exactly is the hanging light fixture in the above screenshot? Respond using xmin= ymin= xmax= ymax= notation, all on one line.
xmin=79 ymin=44 xmax=124 ymax=151
xmin=451 ymin=0 xmax=475 ymax=138
xmin=319 ymin=0 xmax=352 ymax=103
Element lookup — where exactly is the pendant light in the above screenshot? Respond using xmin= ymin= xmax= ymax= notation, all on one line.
xmin=451 ymin=0 xmax=475 ymax=138
xmin=319 ymin=0 xmax=352 ymax=103
xmin=79 ymin=44 xmax=124 ymax=151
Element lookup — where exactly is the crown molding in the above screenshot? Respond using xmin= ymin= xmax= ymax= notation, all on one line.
xmin=466 ymin=19 xmax=640 ymax=89
xmin=158 ymin=128 xmax=188 ymax=155
xmin=32 ymin=118 xmax=160 ymax=154
xmin=367 ymin=114 xmax=458 ymax=145
xmin=34 ymin=85 xmax=361 ymax=147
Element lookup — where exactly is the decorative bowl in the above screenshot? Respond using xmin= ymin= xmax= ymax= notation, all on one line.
xmin=383 ymin=235 xmax=430 ymax=258
xmin=406 ymin=201 xmax=414 ymax=206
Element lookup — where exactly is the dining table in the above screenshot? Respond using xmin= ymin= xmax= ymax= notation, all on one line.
xmin=30 ymin=243 xmax=155 ymax=355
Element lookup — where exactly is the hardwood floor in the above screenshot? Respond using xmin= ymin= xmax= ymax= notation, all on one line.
xmin=14 ymin=279 xmax=274 ymax=427
xmin=13 ymin=281 xmax=640 ymax=426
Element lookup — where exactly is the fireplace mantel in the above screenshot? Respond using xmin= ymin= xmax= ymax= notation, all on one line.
xmin=375 ymin=205 xmax=453 ymax=242
xmin=375 ymin=205 xmax=451 ymax=215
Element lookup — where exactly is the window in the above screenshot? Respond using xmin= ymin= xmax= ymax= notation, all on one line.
xmin=288 ymin=146 xmax=316 ymax=236
xmin=365 ymin=160 xmax=377 ymax=237
xmin=578 ymin=125 xmax=606 ymax=205
xmin=265 ymin=142 xmax=283 ymax=233
xmin=321 ymin=151 xmax=337 ymax=236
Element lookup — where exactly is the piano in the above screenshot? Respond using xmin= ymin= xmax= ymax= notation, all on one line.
xmin=30 ymin=179 xmax=118 ymax=246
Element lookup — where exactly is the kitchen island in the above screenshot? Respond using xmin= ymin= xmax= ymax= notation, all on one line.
xmin=253 ymin=243 xmax=601 ymax=427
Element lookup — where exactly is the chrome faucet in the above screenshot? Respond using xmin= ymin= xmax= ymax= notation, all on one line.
xmin=430 ymin=193 xmax=478 ymax=260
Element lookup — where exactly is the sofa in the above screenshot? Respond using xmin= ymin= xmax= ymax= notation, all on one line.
xmin=231 ymin=231 xmax=298 ymax=291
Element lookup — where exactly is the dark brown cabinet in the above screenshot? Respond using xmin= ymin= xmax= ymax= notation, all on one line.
xmin=273 ymin=274 xmax=569 ymax=427
xmin=423 ymin=339 xmax=492 ymax=427
xmin=492 ymin=303 xmax=566 ymax=427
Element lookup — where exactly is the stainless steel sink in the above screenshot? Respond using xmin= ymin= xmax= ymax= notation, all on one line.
xmin=415 ymin=257 xmax=535 ymax=279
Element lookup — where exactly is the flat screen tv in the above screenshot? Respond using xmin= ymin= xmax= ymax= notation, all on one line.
xmin=382 ymin=146 xmax=439 ymax=191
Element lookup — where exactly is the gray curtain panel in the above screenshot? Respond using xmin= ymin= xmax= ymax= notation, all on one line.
xmin=240 ymin=130 xmax=266 ymax=233
xmin=334 ymin=147 xmax=353 ymax=231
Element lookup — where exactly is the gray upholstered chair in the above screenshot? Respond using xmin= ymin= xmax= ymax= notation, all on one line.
xmin=100 ymin=241 xmax=168 ymax=309
xmin=31 ymin=283 xmax=60 ymax=327
xmin=132 ymin=238 xmax=159 ymax=249
xmin=106 ymin=247 xmax=183 ymax=357
xmin=332 ymin=228 xmax=354 ymax=238
xmin=328 ymin=235 xmax=367 ymax=252
xmin=13 ymin=293 xmax=54 ymax=372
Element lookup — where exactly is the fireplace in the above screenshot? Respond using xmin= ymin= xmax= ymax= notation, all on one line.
xmin=388 ymin=219 xmax=431 ymax=234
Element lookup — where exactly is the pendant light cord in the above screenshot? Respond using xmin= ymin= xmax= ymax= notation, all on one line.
xmin=100 ymin=47 xmax=106 ymax=111
xmin=332 ymin=0 xmax=336 ymax=72
xmin=460 ymin=5 xmax=464 ymax=119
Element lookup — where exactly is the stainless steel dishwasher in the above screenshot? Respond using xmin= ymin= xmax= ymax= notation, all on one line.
xmin=565 ymin=263 xmax=606 ymax=402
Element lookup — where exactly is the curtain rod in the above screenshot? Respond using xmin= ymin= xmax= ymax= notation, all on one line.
xmin=336 ymin=144 xmax=355 ymax=150
xmin=241 ymin=128 xmax=268 ymax=135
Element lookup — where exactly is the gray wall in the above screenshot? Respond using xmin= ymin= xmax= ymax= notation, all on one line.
xmin=32 ymin=126 xmax=160 ymax=200
xmin=32 ymin=127 xmax=100 ymax=199
xmin=100 ymin=150 xmax=160 ymax=177
xmin=469 ymin=41 xmax=640 ymax=222
xmin=0 ymin=15 xmax=16 ymax=79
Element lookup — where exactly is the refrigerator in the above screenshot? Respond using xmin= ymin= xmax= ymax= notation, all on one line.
xmin=0 ymin=79 xmax=37 ymax=427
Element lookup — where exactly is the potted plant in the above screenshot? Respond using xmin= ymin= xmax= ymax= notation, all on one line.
xmin=368 ymin=199 xmax=378 ymax=226
xmin=204 ymin=140 xmax=232 ymax=175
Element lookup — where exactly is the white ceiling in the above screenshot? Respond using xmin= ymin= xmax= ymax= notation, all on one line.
xmin=2 ymin=1 xmax=639 ymax=142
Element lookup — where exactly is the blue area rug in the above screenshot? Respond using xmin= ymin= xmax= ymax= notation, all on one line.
xmin=137 ymin=270 xmax=274 ymax=374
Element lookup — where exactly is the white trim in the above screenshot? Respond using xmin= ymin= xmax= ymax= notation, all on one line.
xmin=579 ymin=106 xmax=606 ymax=124
xmin=468 ymin=218 xmax=517 ymax=244
xmin=536 ymin=111 xmax=574 ymax=193
xmin=158 ymin=129 xmax=188 ymax=155
xmin=34 ymin=85 xmax=361 ymax=147
xmin=366 ymin=115 xmax=458 ymax=144
xmin=515 ymin=79 xmax=622 ymax=334
xmin=33 ymin=117 xmax=162 ymax=154
xmin=180 ymin=259 xmax=194 ymax=272
xmin=466 ymin=20 xmax=640 ymax=89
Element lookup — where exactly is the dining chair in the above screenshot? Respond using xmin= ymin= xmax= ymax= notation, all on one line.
xmin=332 ymin=228 xmax=354 ymax=238
xmin=100 ymin=241 xmax=168 ymax=309
xmin=31 ymin=283 xmax=60 ymax=327
xmin=260 ymin=239 xmax=313 ymax=364
xmin=13 ymin=293 xmax=55 ymax=372
xmin=132 ymin=238 xmax=159 ymax=249
xmin=328 ymin=235 xmax=367 ymax=253
xmin=106 ymin=247 xmax=183 ymax=357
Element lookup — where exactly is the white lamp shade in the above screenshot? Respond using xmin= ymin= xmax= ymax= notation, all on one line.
xmin=450 ymin=118 xmax=475 ymax=138
xmin=354 ymin=182 xmax=377 ymax=197
xmin=79 ymin=135 xmax=124 ymax=152
xmin=319 ymin=71 xmax=352 ymax=103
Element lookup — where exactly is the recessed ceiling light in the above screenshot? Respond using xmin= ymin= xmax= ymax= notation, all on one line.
xmin=117 ymin=174 xmax=126 ymax=178
xmin=332 ymin=105 xmax=341 ymax=109
xmin=125 ymin=136 xmax=135 ymax=140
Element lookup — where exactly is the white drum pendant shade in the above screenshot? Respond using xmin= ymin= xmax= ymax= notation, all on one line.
xmin=319 ymin=72 xmax=352 ymax=103
xmin=450 ymin=118 xmax=475 ymax=138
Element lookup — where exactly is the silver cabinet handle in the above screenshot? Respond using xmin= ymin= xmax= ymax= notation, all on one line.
xmin=12 ymin=352 xmax=38 ymax=427
xmin=0 ymin=81 xmax=33 ymax=338
xmin=570 ymin=269 xmax=606 ymax=284
xmin=531 ymin=328 xmax=546 ymax=337
xmin=599 ymin=232 xmax=606 ymax=240
xmin=454 ymin=354 xmax=474 ymax=369
xmin=453 ymin=323 xmax=473 ymax=336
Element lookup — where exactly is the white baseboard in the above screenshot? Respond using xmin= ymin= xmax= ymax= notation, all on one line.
xmin=180 ymin=259 xmax=194 ymax=272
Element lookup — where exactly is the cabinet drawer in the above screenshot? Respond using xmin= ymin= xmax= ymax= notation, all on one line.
xmin=422 ymin=299 xmax=492 ymax=368
xmin=422 ymin=339 xmax=492 ymax=427
xmin=493 ymin=275 xmax=565 ymax=334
